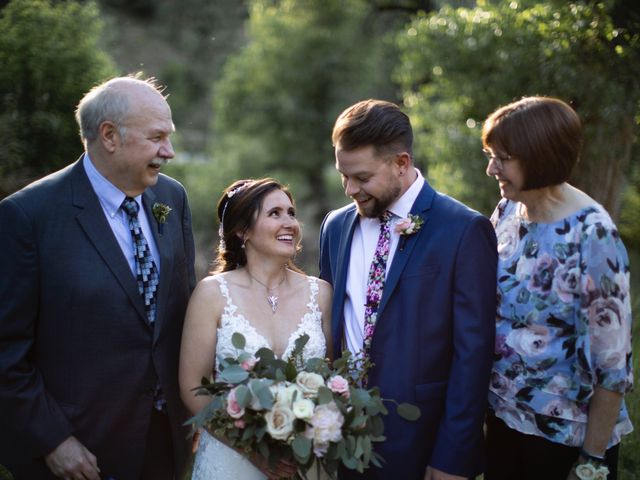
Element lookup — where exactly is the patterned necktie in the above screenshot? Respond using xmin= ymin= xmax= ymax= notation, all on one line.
xmin=363 ymin=210 xmax=392 ymax=366
xmin=122 ymin=197 xmax=159 ymax=324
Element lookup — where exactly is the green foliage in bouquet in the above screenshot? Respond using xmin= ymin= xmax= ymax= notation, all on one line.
xmin=188 ymin=333 xmax=420 ymax=478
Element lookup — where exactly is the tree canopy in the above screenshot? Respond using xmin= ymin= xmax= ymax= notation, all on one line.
xmin=0 ymin=0 xmax=116 ymax=196
xmin=211 ymin=0 xmax=410 ymax=224
xmin=395 ymin=0 xmax=640 ymax=218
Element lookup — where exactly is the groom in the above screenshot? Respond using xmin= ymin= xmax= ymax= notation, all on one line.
xmin=0 ymin=76 xmax=195 ymax=479
xmin=319 ymin=99 xmax=497 ymax=479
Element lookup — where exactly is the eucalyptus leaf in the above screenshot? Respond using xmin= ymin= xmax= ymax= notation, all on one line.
xmin=397 ymin=402 xmax=421 ymax=421
xmin=317 ymin=386 xmax=333 ymax=405
xmin=234 ymin=384 xmax=251 ymax=407
xmin=219 ymin=365 xmax=249 ymax=384
xmin=256 ymin=347 xmax=275 ymax=362
xmin=342 ymin=454 xmax=357 ymax=470
xmin=256 ymin=384 xmax=274 ymax=410
xmin=292 ymin=333 xmax=310 ymax=357
xmin=258 ymin=440 xmax=270 ymax=460
xmin=354 ymin=435 xmax=364 ymax=458
xmin=232 ymin=332 xmax=246 ymax=350
xmin=292 ymin=435 xmax=312 ymax=462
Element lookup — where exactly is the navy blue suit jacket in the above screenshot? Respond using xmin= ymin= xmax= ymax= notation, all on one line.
xmin=0 ymin=158 xmax=196 ymax=479
xmin=319 ymin=181 xmax=497 ymax=479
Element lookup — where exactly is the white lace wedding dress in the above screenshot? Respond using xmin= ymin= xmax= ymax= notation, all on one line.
xmin=191 ymin=275 xmax=327 ymax=480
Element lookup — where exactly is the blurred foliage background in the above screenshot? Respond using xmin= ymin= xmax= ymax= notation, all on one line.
xmin=1 ymin=0 xmax=638 ymax=477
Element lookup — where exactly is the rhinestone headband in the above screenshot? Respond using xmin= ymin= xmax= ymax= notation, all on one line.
xmin=218 ymin=181 xmax=254 ymax=251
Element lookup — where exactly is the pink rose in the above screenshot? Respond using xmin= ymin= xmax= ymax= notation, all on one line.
xmin=234 ymin=419 xmax=246 ymax=429
xmin=241 ymin=357 xmax=257 ymax=371
xmin=394 ymin=218 xmax=413 ymax=234
xmin=226 ymin=387 xmax=245 ymax=419
xmin=326 ymin=375 xmax=350 ymax=398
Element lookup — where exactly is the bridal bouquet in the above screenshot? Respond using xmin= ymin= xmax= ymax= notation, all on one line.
xmin=188 ymin=333 xmax=420 ymax=479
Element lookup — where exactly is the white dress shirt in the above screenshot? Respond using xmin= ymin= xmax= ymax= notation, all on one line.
xmin=343 ymin=169 xmax=425 ymax=356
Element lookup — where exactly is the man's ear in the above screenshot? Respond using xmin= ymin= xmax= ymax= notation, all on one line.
xmin=99 ymin=121 xmax=119 ymax=153
xmin=394 ymin=151 xmax=412 ymax=175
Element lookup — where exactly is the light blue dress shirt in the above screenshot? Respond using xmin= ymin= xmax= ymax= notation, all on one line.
xmin=83 ymin=154 xmax=161 ymax=275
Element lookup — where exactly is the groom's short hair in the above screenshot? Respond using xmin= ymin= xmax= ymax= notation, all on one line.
xmin=332 ymin=99 xmax=413 ymax=158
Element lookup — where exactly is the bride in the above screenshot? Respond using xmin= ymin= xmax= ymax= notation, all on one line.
xmin=179 ymin=178 xmax=333 ymax=479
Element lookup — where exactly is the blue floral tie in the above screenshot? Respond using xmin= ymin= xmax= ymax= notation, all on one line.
xmin=362 ymin=211 xmax=392 ymax=376
xmin=122 ymin=197 xmax=159 ymax=324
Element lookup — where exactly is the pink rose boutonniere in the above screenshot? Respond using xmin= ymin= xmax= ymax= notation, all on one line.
xmin=395 ymin=213 xmax=424 ymax=250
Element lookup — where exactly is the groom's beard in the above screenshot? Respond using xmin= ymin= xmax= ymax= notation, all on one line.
xmin=354 ymin=183 xmax=401 ymax=219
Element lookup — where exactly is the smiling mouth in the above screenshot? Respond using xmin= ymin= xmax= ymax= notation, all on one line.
xmin=149 ymin=159 xmax=169 ymax=169
xmin=277 ymin=235 xmax=294 ymax=242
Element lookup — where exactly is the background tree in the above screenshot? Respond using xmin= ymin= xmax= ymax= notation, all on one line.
xmin=395 ymin=0 xmax=640 ymax=219
xmin=0 ymin=0 xmax=117 ymax=196
xmin=211 ymin=0 xmax=413 ymax=228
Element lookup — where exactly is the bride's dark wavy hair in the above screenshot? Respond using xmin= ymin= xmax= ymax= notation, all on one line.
xmin=211 ymin=178 xmax=303 ymax=274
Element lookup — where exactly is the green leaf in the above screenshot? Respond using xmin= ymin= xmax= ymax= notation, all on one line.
xmin=362 ymin=435 xmax=372 ymax=465
xmin=397 ymin=403 xmax=421 ymax=421
xmin=350 ymin=415 xmax=367 ymax=430
xmin=292 ymin=435 xmax=312 ymax=462
xmin=232 ymin=332 xmax=246 ymax=350
xmin=317 ymin=386 xmax=333 ymax=405
xmin=350 ymin=389 xmax=370 ymax=409
xmin=256 ymin=347 xmax=275 ymax=362
xmin=258 ymin=440 xmax=270 ymax=460
xmin=255 ymin=384 xmax=274 ymax=410
xmin=292 ymin=333 xmax=310 ymax=357
xmin=285 ymin=361 xmax=298 ymax=381
xmin=369 ymin=415 xmax=385 ymax=437
xmin=218 ymin=365 xmax=249 ymax=384
xmin=341 ymin=453 xmax=358 ymax=470
xmin=354 ymin=435 xmax=364 ymax=458
xmin=234 ymin=384 xmax=251 ymax=408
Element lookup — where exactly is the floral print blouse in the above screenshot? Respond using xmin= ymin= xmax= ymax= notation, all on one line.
xmin=488 ymin=199 xmax=634 ymax=447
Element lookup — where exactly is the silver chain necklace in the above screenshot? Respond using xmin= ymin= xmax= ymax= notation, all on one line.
xmin=247 ymin=269 xmax=287 ymax=314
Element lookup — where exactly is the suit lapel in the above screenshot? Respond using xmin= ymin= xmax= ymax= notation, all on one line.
xmin=332 ymin=206 xmax=359 ymax=350
xmin=142 ymin=187 xmax=174 ymax=341
xmin=377 ymin=182 xmax=436 ymax=317
xmin=70 ymin=160 xmax=148 ymax=324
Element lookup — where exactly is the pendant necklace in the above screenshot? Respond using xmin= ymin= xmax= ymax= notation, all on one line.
xmin=247 ymin=269 xmax=287 ymax=314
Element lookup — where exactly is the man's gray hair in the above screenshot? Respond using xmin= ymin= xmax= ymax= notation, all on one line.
xmin=75 ymin=74 xmax=165 ymax=145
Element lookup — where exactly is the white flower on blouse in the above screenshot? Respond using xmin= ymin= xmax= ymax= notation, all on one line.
xmin=507 ymin=324 xmax=552 ymax=358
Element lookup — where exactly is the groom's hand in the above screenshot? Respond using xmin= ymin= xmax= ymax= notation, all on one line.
xmin=424 ymin=465 xmax=466 ymax=480
xmin=45 ymin=436 xmax=100 ymax=480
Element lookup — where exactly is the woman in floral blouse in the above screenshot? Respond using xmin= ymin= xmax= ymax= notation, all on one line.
xmin=482 ymin=96 xmax=633 ymax=480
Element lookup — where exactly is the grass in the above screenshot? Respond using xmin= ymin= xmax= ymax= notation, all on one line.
xmin=619 ymin=249 xmax=640 ymax=479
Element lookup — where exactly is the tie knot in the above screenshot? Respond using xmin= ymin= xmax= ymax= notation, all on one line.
xmin=122 ymin=197 xmax=139 ymax=217
xmin=379 ymin=210 xmax=392 ymax=224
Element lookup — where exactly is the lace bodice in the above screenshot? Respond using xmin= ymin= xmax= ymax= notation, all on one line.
xmin=215 ymin=275 xmax=326 ymax=372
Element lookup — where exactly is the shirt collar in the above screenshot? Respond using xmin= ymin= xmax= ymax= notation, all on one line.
xmin=387 ymin=168 xmax=425 ymax=220
xmin=83 ymin=154 xmax=142 ymax=217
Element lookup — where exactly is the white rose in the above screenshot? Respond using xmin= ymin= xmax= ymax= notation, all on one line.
xmin=265 ymin=403 xmax=295 ymax=441
xmin=292 ymin=398 xmax=315 ymax=420
xmin=309 ymin=401 xmax=344 ymax=445
xmin=296 ymin=372 xmax=325 ymax=398
xmin=574 ymin=462 xmax=596 ymax=480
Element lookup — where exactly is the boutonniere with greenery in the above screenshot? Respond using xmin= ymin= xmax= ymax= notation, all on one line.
xmin=395 ymin=214 xmax=424 ymax=250
xmin=152 ymin=202 xmax=171 ymax=234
